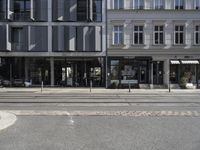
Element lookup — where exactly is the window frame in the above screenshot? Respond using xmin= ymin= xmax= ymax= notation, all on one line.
xmin=174 ymin=0 xmax=185 ymax=10
xmin=113 ymin=0 xmax=124 ymax=9
xmin=194 ymin=0 xmax=200 ymax=10
xmin=134 ymin=0 xmax=144 ymax=10
xmin=133 ymin=25 xmax=144 ymax=45
xmin=112 ymin=25 xmax=124 ymax=45
xmin=174 ymin=25 xmax=185 ymax=45
xmin=153 ymin=25 xmax=164 ymax=45
xmin=194 ymin=25 xmax=200 ymax=45
xmin=154 ymin=0 xmax=165 ymax=9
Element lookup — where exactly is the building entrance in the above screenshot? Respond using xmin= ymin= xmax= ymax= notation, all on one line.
xmin=54 ymin=58 xmax=104 ymax=87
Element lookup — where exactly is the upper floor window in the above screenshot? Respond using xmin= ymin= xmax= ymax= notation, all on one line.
xmin=11 ymin=27 xmax=25 ymax=51
xmin=93 ymin=0 xmax=102 ymax=22
xmin=174 ymin=25 xmax=184 ymax=45
xmin=113 ymin=26 xmax=124 ymax=45
xmin=154 ymin=26 xmax=164 ymax=45
xmin=0 ymin=0 xmax=6 ymax=20
xmin=133 ymin=26 xmax=144 ymax=45
xmin=134 ymin=0 xmax=144 ymax=9
xmin=154 ymin=0 xmax=164 ymax=9
xmin=77 ymin=0 xmax=87 ymax=21
xmin=114 ymin=0 xmax=123 ymax=9
xmin=194 ymin=0 xmax=200 ymax=10
xmin=175 ymin=0 xmax=184 ymax=10
xmin=194 ymin=25 xmax=200 ymax=45
xmin=14 ymin=0 xmax=30 ymax=21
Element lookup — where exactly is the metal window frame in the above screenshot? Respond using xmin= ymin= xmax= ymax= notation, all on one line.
xmin=174 ymin=0 xmax=185 ymax=10
xmin=154 ymin=0 xmax=164 ymax=9
xmin=153 ymin=25 xmax=164 ymax=45
xmin=112 ymin=25 xmax=124 ymax=45
xmin=133 ymin=25 xmax=144 ymax=45
xmin=174 ymin=25 xmax=185 ymax=45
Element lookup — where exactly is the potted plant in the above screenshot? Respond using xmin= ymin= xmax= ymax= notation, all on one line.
xmin=179 ymin=72 xmax=192 ymax=89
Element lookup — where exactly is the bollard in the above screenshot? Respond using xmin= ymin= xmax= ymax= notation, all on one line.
xmin=128 ymin=82 xmax=131 ymax=93
xmin=41 ymin=81 xmax=43 ymax=93
xmin=169 ymin=81 xmax=171 ymax=93
xmin=90 ymin=80 xmax=92 ymax=93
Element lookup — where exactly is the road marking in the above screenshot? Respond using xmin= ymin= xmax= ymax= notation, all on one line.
xmin=2 ymin=110 xmax=200 ymax=117
xmin=0 ymin=111 xmax=17 ymax=131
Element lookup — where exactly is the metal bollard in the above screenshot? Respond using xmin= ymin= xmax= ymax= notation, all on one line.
xmin=169 ymin=81 xmax=171 ymax=93
xmin=41 ymin=81 xmax=43 ymax=93
xmin=128 ymin=82 xmax=131 ymax=93
xmin=90 ymin=80 xmax=92 ymax=93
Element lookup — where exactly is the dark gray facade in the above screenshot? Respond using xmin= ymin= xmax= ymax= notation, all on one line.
xmin=0 ymin=0 xmax=106 ymax=87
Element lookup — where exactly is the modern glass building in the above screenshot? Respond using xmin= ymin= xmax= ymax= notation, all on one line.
xmin=0 ymin=0 xmax=106 ymax=87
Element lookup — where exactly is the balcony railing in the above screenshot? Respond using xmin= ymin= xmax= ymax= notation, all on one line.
xmin=13 ymin=12 xmax=31 ymax=21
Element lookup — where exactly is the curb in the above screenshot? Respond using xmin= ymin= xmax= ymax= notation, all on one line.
xmin=0 ymin=111 xmax=17 ymax=131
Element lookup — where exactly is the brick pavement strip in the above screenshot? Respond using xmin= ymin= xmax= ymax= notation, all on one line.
xmin=3 ymin=110 xmax=200 ymax=117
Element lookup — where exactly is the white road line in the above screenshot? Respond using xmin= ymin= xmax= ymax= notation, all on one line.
xmin=0 ymin=111 xmax=17 ymax=131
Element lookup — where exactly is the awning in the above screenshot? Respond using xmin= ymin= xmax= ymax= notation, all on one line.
xmin=181 ymin=60 xmax=199 ymax=64
xmin=170 ymin=60 xmax=180 ymax=64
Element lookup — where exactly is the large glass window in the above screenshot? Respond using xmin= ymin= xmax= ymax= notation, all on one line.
xmin=170 ymin=65 xmax=179 ymax=83
xmin=93 ymin=0 xmax=102 ymax=22
xmin=134 ymin=0 xmax=144 ymax=9
xmin=77 ymin=0 xmax=87 ymax=21
xmin=154 ymin=0 xmax=164 ymax=9
xmin=14 ymin=0 xmax=30 ymax=20
xmin=195 ymin=0 xmax=200 ymax=10
xmin=154 ymin=25 xmax=164 ymax=45
xmin=174 ymin=25 xmax=184 ymax=45
xmin=134 ymin=26 xmax=144 ymax=45
xmin=114 ymin=0 xmax=123 ymax=9
xmin=111 ymin=60 xmax=119 ymax=81
xmin=11 ymin=27 xmax=25 ymax=51
xmin=175 ymin=0 xmax=184 ymax=10
xmin=0 ymin=0 xmax=6 ymax=20
xmin=77 ymin=0 xmax=102 ymax=22
xmin=113 ymin=26 xmax=123 ymax=45
xmin=194 ymin=25 xmax=200 ymax=45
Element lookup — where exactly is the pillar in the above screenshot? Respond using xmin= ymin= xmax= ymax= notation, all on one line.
xmin=164 ymin=59 xmax=170 ymax=88
xmin=25 ymin=58 xmax=29 ymax=81
xmin=50 ymin=57 xmax=54 ymax=86
xmin=150 ymin=62 xmax=153 ymax=89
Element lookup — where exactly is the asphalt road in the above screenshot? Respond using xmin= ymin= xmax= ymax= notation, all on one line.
xmin=0 ymin=116 xmax=200 ymax=150
xmin=0 ymin=91 xmax=200 ymax=150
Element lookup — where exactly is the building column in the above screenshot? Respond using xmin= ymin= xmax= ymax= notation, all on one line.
xmin=24 ymin=58 xmax=29 ymax=81
xmin=150 ymin=62 xmax=154 ymax=89
xmin=50 ymin=57 xmax=54 ymax=86
xmin=164 ymin=59 xmax=170 ymax=88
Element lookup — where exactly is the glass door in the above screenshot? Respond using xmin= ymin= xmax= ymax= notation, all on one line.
xmin=153 ymin=61 xmax=164 ymax=85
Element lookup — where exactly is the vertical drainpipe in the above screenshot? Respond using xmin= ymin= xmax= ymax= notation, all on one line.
xmin=105 ymin=0 xmax=108 ymax=88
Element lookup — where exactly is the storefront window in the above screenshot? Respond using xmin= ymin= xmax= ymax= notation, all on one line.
xmin=170 ymin=65 xmax=179 ymax=83
xmin=121 ymin=59 xmax=137 ymax=81
xmin=180 ymin=65 xmax=196 ymax=84
xmin=111 ymin=60 xmax=119 ymax=81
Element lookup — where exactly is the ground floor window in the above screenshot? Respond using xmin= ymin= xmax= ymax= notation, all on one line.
xmin=109 ymin=57 xmax=151 ymax=88
xmin=153 ymin=61 xmax=164 ymax=85
xmin=170 ymin=65 xmax=179 ymax=83
xmin=54 ymin=58 xmax=104 ymax=87
xmin=170 ymin=63 xmax=199 ymax=85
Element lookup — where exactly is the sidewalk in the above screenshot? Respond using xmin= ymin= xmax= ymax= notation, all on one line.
xmin=0 ymin=87 xmax=200 ymax=94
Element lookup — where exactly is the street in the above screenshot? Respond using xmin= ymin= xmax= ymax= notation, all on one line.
xmin=0 ymin=89 xmax=200 ymax=150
